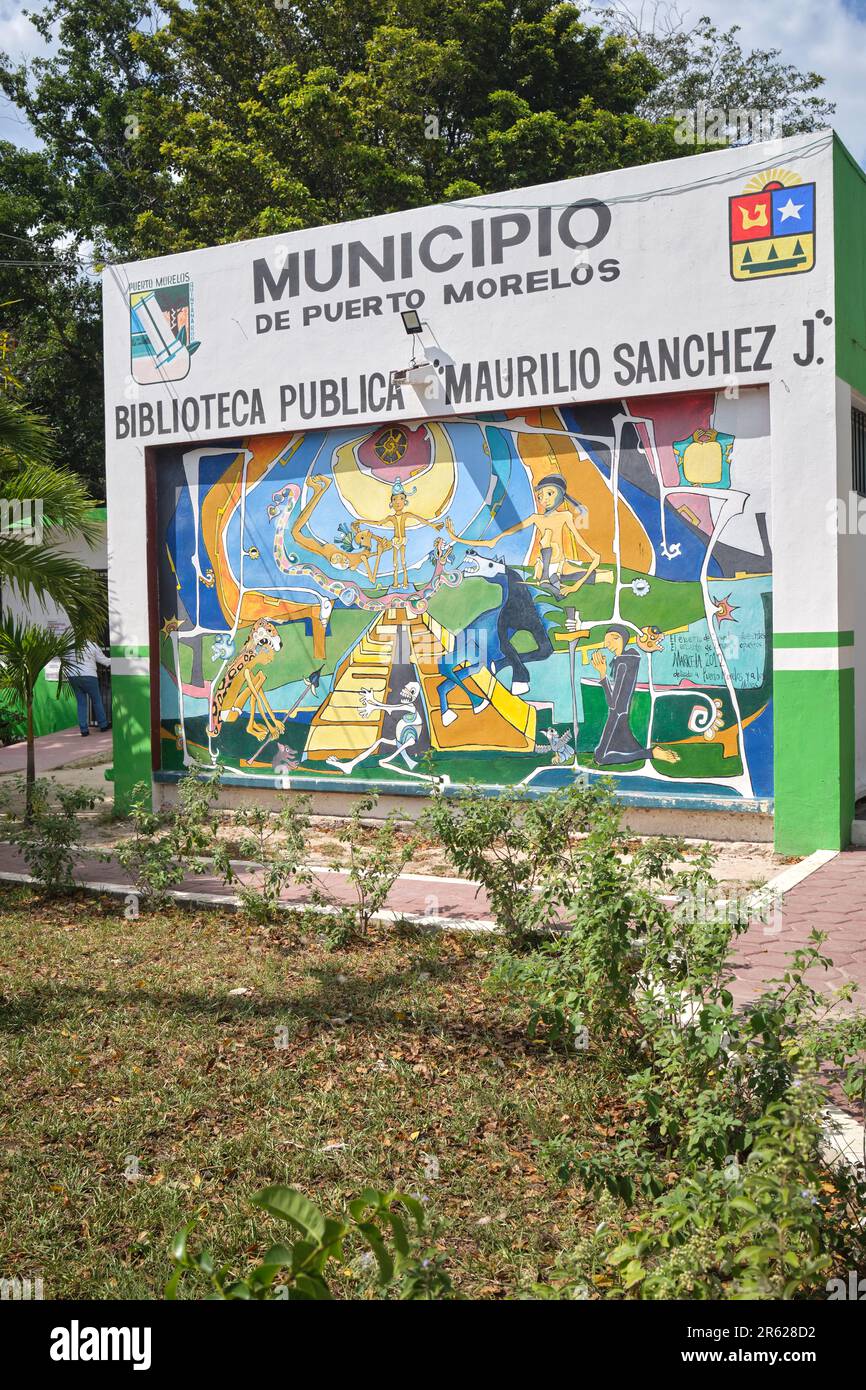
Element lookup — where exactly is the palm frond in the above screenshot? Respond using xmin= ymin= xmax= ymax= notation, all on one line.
xmin=0 ymin=535 xmax=107 ymax=637
xmin=0 ymin=459 xmax=101 ymax=545
xmin=0 ymin=616 xmax=79 ymax=701
xmin=0 ymin=395 xmax=54 ymax=468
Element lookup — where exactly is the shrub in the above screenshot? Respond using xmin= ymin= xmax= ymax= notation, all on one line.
xmin=113 ymin=769 xmax=220 ymax=907
xmin=538 ymin=1082 xmax=866 ymax=1300
xmin=212 ymin=796 xmax=311 ymax=925
xmin=166 ymin=1185 xmax=453 ymax=1300
xmin=308 ymin=795 xmax=418 ymax=946
xmin=531 ymin=901 xmax=866 ymax=1295
xmin=458 ymin=782 xmax=866 ymax=1299
xmin=426 ymin=779 xmax=631 ymax=949
xmin=0 ymin=695 xmax=23 ymax=746
xmin=482 ymin=784 xmax=710 ymax=1038
xmin=4 ymin=778 xmax=100 ymax=894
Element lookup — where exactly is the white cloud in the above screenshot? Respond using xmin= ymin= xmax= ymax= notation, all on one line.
xmin=0 ymin=0 xmax=43 ymax=52
xmin=691 ymin=0 xmax=866 ymax=164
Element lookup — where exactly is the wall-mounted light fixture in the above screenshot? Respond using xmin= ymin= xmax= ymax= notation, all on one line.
xmin=400 ymin=308 xmax=423 ymax=335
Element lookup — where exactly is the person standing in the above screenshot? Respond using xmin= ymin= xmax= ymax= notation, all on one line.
xmin=67 ymin=641 xmax=111 ymax=736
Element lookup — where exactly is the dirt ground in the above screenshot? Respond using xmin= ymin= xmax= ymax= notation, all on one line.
xmin=0 ymin=754 xmax=793 ymax=891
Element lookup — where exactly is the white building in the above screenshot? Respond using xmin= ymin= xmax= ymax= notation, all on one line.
xmin=102 ymin=131 xmax=866 ymax=854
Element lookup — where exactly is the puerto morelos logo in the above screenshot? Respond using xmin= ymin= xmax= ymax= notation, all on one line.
xmin=129 ymin=277 xmax=200 ymax=384
xmin=729 ymin=167 xmax=815 ymax=281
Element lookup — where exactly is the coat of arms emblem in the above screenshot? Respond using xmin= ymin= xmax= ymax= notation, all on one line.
xmin=729 ymin=168 xmax=815 ymax=281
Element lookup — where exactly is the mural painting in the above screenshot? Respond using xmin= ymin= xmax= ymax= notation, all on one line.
xmin=155 ymin=391 xmax=773 ymax=801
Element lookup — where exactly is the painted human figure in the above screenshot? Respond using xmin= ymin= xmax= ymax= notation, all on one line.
xmin=326 ymin=681 xmax=423 ymax=773
xmin=333 ymin=519 xmax=391 ymax=584
xmin=374 ymin=478 xmax=448 ymax=588
xmin=591 ymin=625 xmax=680 ymax=767
xmin=466 ymin=473 xmax=600 ymax=596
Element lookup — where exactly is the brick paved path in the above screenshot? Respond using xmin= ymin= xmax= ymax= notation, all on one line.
xmin=0 ymin=726 xmax=112 ymax=775
xmin=0 ymin=843 xmax=493 ymax=926
xmin=729 ymin=849 xmax=866 ymax=1010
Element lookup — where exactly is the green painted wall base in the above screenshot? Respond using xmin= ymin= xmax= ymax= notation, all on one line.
xmin=4 ymin=672 xmax=79 ymax=741
xmin=111 ymin=672 xmax=153 ymax=814
xmin=773 ymin=667 xmax=855 ymax=854
xmin=33 ymin=673 xmax=79 ymax=736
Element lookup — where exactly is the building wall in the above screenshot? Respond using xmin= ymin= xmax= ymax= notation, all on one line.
xmin=0 ymin=517 xmax=108 ymax=738
xmin=104 ymin=132 xmax=845 ymax=848
xmin=833 ymin=139 xmax=866 ymax=806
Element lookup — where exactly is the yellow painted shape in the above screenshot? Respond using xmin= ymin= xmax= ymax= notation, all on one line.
xmin=305 ymin=723 xmax=379 ymax=753
xmin=516 ymin=428 xmax=652 ymax=572
xmin=731 ymin=233 xmax=814 ymax=279
xmin=413 ymin=610 xmax=536 ymax=752
xmin=331 ymin=422 xmax=456 ymax=523
xmin=679 ymin=439 xmax=724 ymax=485
xmin=472 ymin=667 xmax=537 ymax=740
xmin=338 ymin=669 xmax=390 ymax=690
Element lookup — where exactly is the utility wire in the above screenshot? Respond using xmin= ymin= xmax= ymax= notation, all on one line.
xmin=0 ymin=130 xmax=834 ymax=272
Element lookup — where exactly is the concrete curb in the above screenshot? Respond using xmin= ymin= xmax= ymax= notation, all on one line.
xmin=757 ymin=848 xmax=839 ymax=898
xmin=0 ymin=867 xmax=498 ymax=933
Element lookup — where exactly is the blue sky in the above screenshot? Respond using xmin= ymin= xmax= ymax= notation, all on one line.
xmin=2 ymin=0 xmax=866 ymax=166
xmin=594 ymin=0 xmax=866 ymax=167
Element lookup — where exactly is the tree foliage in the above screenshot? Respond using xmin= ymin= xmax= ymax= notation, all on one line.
xmin=2 ymin=0 xmax=685 ymax=258
xmin=600 ymin=5 xmax=834 ymax=135
xmin=0 ymin=142 xmax=103 ymax=492
xmin=0 ymin=393 xmax=104 ymax=630
xmin=0 ymin=1 xmax=837 ymax=491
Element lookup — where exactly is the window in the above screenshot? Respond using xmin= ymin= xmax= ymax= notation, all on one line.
xmin=854 ymin=406 xmax=866 ymax=499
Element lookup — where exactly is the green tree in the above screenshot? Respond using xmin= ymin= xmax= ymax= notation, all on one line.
xmin=600 ymin=6 xmax=834 ymax=137
xmin=0 ymin=142 xmax=104 ymax=493
xmin=0 ymin=0 xmax=836 ymax=501
xmin=1 ymin=0 xmax=687 ymax=257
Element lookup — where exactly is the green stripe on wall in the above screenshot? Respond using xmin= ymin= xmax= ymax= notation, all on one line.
xmin=110 ymin=671 xmax=152 ymax=813
xmin=111 ymin=645 xmax=150 ymax=659
xmin=773 ymin=631 xmax=854 ymax=648
xmin=774 ymin=666 xmax=855 ymax=854
xmin=14 ymin=670 xmax=79 ymax=739
xmin=834 ymin=135 xmax=866 ymax=397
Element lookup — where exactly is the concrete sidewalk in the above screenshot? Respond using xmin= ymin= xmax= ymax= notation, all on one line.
xmin=0 ymin=726 xmax=112 ymax=776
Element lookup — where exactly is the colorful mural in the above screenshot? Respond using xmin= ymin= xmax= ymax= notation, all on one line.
xmin=156 ymin=392 xmax=773 ymax=801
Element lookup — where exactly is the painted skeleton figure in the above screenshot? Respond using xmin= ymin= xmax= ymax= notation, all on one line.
xmin=326 ymin=681 xmax=423 ymax=773
xmin=208 ymin=620 xmax=285 ymax=740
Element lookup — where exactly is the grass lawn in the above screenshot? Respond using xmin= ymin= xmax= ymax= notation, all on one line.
xmin=0 ymin=884 xmax=609 ymax=1300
